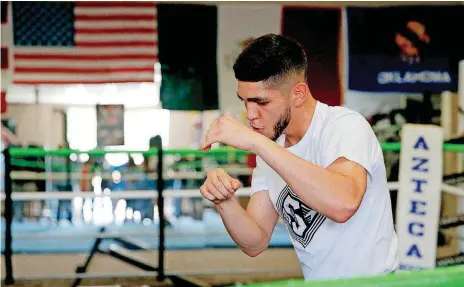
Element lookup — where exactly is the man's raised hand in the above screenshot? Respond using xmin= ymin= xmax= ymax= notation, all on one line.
xmin=199 ymin=114 xmax=260 ymax=152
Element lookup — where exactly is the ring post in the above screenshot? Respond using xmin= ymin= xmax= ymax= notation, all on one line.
xmin=156 ymin=139 xmax=165 ymax=281
xmin=3 ymin=148 xmax=15 ymax=285
xmin=396 ymin=124 xmax=443 ymax=270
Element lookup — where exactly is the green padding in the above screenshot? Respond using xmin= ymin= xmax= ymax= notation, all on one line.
xmin=443 ymin=143 xmax=464 ymax=153
xmin=238 ymin=265 xmax=464 ymax=287
xmin=9 ymin=147 xmax=156 ymax=157
xmin=7 ymin=143 xmax=464 ymax=157
xmin=11 ymin=159 xmax=73 ymax=171
xmin=380 ymin=143 xmax=464 ymax=152
xmin=380 ymin=142 xmax=402 ymax=151
xmin=166 ymin=148 xmax=249 ymax=156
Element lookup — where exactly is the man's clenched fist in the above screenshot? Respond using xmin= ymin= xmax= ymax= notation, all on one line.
xmin=200 ymin=168 xmax=241 ymax=204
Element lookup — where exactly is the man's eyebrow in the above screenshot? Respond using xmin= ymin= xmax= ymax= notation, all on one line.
xmin=237 ymin=93 xmax=268 ymax=102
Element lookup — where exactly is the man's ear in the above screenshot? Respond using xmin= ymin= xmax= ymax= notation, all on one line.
xmin=292 ymin=82 xmax=309 ymax=107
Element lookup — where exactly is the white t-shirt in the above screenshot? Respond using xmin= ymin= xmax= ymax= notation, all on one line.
xmin=251 ymin=101 xmax=399 ymax=280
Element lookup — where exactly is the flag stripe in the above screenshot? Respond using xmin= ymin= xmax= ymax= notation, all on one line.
xmin=75 ymin=7 xmax=156 ymax=16
xmin=15 ymin=67 xmax=153 ymax=74
xmin=76 ymin=2 xmax=156 ymax=8
xmin=1 ymin=90 xmax=6 ymax=113
xmin=75 ymin=40 xmax=157 ymax=48
xmin=75 ymin=14 xmax=156 ymax=21
xmin=1 ymin=47 xmax=8 ymax=69
xmin=15 ymin=60 xmax=155 ymax=68
xmin=14 ymin=79 xmax=155 ymax=85
xmin=14 ymin=54 xmax=157 ymax=61
xmin=75 ymin=27 xmax=157 ymax=34
xmin=13 ymin=72 xmax=154 ymax=82
xmin=75 ymin=21 xmax=156 ymax=29
xmin=14 ymin=47 xmax=157 ymax=55
xmin=75 ymin=34 xmax=157 ymax=42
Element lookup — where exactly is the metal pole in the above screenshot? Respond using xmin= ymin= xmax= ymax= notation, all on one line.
xmin=3 ymin=148 xmax=15 ymax=285
xmin=156 ymin=138 xmax=165 ymax=281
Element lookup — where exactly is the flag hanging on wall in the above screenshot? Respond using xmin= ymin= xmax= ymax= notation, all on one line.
xmin=281 ymin=7 xmax=342 ymax=107
xmin=11 ymin=1 xmax=158 ymax=85
xmin=347 ymin=5 xmax=464 ymax=93
xmin=157 ymin=3 xmax=218 ymax=111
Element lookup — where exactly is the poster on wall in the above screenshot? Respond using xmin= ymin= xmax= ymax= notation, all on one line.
xmin=96 ymin=105 xmax=124 ymax=147
xmin=347 ymin=5 xmax=464 ymax=93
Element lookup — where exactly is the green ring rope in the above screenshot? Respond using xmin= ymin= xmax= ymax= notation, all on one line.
xmin=7 ymin=146 xmax=249 ymax=157
xmin=6 ymin=143 xmax=464 ymax=157
xmin=10 ymin=157 xmax=216 ymax=172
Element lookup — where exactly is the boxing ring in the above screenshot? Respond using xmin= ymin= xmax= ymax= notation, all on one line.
xmin=1 ymin=125 xmax=464 ymax=286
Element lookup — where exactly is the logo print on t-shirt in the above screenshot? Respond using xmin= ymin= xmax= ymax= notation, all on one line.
xmin=277 ymin=185 xmax=326 ymax=248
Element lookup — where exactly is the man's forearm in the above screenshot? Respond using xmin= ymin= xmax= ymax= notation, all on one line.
xmin=251 ymin=135 xmax=358 ymax=223
xmin=215 ymin=196 xmax=270 ymax=256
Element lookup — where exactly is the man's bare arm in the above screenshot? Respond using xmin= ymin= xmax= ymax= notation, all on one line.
xmin=215 ymin=190 xmax=279 ymax=257
xmin=252 ymin=136 xmax=368 ymax=223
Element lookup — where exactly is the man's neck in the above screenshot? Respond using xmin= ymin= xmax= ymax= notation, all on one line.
xmin=284 ymin=97 xmax=317 ymax=147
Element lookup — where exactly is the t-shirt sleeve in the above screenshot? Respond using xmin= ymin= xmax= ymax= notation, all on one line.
xmin=321 ymin=113 xmax=378 ymax=182
xmin=250 ymin=156 xmax=269 ymax=195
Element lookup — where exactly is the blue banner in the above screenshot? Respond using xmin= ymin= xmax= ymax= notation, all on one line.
xmin=347 ymin=6 xmax=463 ymax=93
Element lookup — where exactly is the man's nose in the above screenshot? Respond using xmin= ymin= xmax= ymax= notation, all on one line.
xmin=246 ymin=104 xmax=259 ymax=121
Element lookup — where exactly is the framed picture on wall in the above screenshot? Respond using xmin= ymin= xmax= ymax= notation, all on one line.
xmin=96 ymin=104 xmax=124 ymax=147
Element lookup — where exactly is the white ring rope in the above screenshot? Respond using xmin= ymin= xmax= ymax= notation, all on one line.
xmin=0 ymin=230 xmax=243 ymax=240
xmin=0 ymin=188 xmax=252 ymax=201
xmin=2 ymin=182 xmax=463 ymax=201
xmin=441 ymin=184 xmax=464 ymax=197
xmin=0 ymin=223 xmax=286 ymax=240
xmin=10 ymin=168 xmax=254 ymax=181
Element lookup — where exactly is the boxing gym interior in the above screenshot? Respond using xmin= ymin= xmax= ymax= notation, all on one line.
xmin=1 ymin=1 xmax=463 ymax=287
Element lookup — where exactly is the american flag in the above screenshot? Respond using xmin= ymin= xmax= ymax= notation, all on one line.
xmin=11 ymin=1 xmax=158 ymax=85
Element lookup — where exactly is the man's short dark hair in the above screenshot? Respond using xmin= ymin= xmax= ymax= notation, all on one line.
xmin=233 ymin=33 xmax=307 ymax=88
